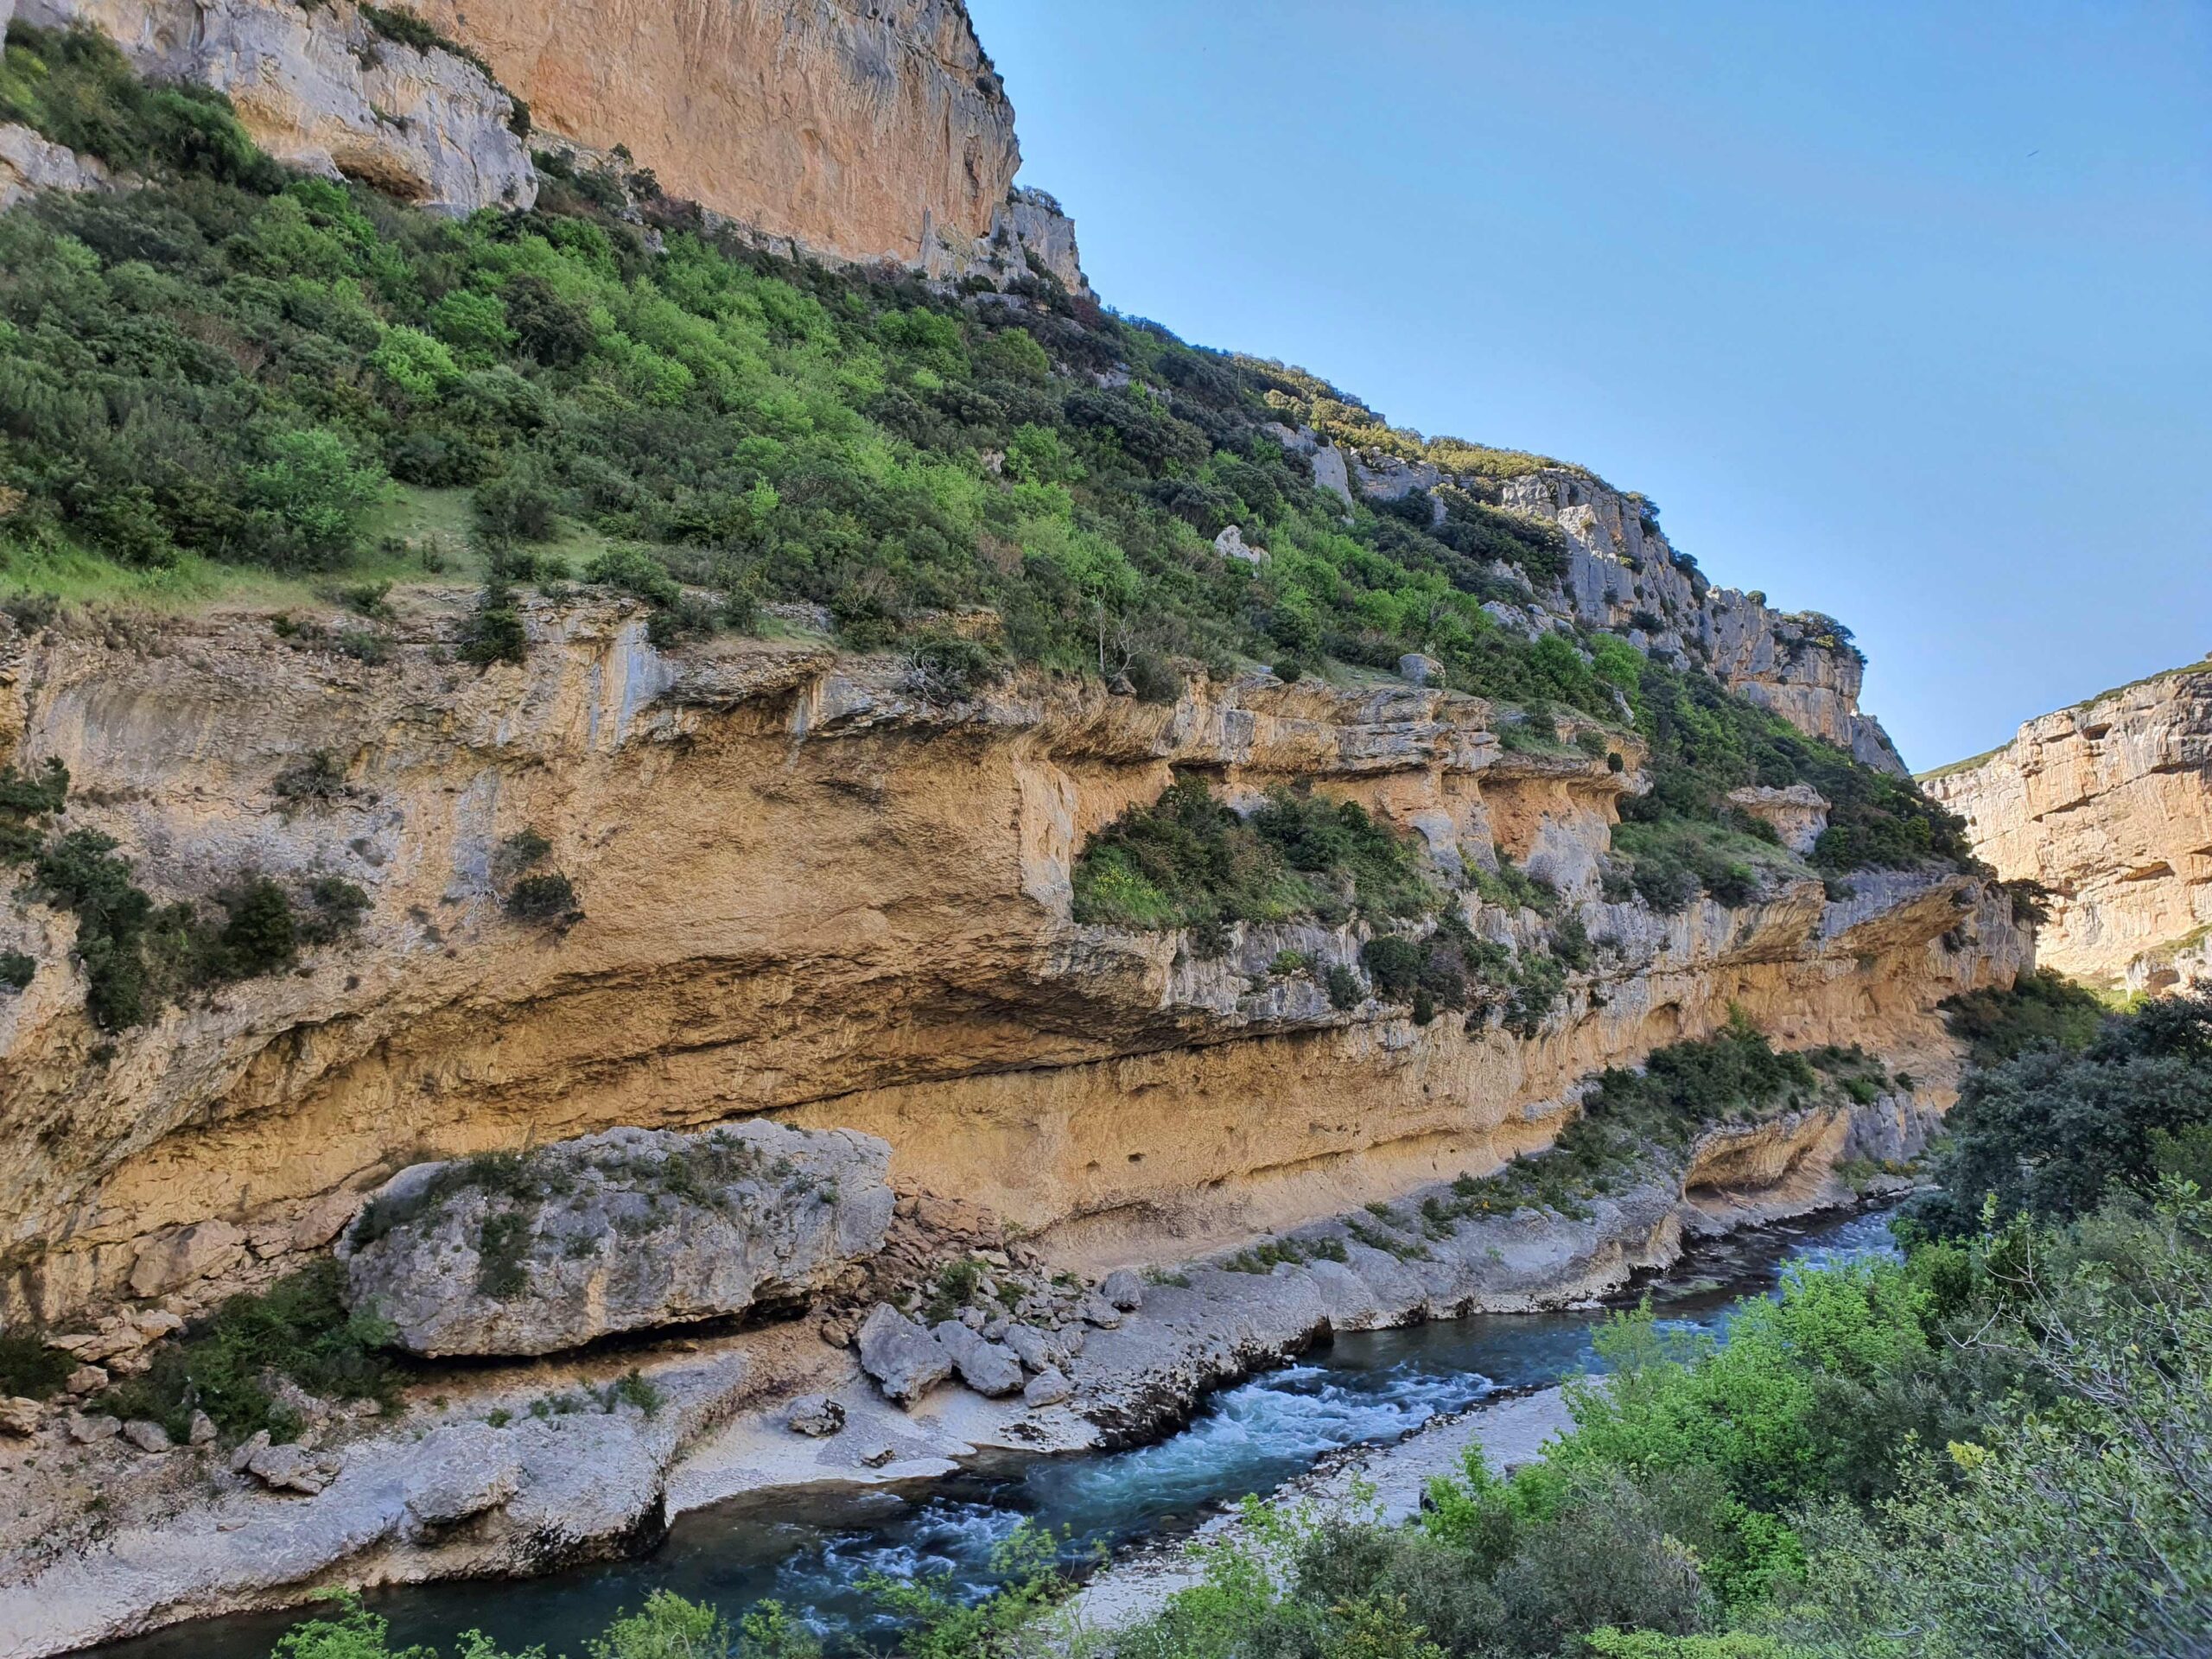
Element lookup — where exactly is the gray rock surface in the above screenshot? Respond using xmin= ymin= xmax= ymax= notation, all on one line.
xmin=399 ymin=1425 xmax=520 ymax=1532
xmin=121 ymin=1420 xmax=171 ymax=1454
xmin=0 ymin=121 xmax=111 ymax=210
xmin=856 ymin=1305 xmax=951 ymax=1406
xmin=1001 ymin=1322 xmax=1070 ymax=1374
xmin=1021 ymin=1366 xmax=1071 ymax=1408
xmin=786 ymin=1394 xmax=845 ymax=1437
xmin=22 ymin=0 xmax=535 ymax=214
xmin=339 ymin=1121 xmax=894 ymax=1357
xmin=932 ymin=1322 xmax=1023 ymax=1396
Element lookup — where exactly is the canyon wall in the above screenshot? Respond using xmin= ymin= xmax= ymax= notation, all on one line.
xmin=16 ymin=0 xmax=537 ymax=212
xmin=0 ymin=597 xmax=2027 ymax=1329
xmin=404 ymin=0 xmax=1020 ymax=262
xmin=15 ymin=0 xmax=1025 ymax=259
xmin=1925 ymin=658 xmax=2212 ymax=992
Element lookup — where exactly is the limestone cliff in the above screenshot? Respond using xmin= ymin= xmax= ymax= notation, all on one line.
xmin=404 ymin=0 xmax=1018 ymax=262
xmin=1310 ymin=447 xmax=1907 ymax=773
xmin=0 ymin=595 xmax=2025 ymax=1330
xmin=17 ymin=0 xmax=537 ymax=212
xmin=1924 ymin=658 xmax=2212 ymax=992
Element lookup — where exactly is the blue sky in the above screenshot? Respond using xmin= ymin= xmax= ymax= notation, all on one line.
xmin=964 ymin=1 xmax=2211 ymax=768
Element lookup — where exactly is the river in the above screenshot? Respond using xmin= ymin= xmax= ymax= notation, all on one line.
xmin=85 ymin=1206 xmax=1900 ymax=1659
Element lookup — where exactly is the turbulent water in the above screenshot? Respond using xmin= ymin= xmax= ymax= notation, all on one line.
xmin=90 ymin=1209 xmax=1901 ymax=1659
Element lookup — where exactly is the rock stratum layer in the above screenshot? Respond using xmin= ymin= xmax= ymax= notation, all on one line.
xmin=1925 ymin=658 xmax=2212 ymax=992
xmin=0 ymin=594 xmax=2025 ymax=1332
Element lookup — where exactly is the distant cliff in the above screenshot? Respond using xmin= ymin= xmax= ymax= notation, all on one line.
xmin=1925 ymin=658 xmax=2212 ymax=992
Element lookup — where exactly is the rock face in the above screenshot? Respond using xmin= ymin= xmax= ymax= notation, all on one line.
xmin=337 ymin=1122 xmax=894 ymax=1357
xmin=0 ymin=121 xmax=111 ymax=210
xmin=0 ymin=601 xmax=2025 ymax=1328
xmin=1497 ymin=470 xmax=1907 ymax=773
xmin=1925 ymin=659 xmax=2212 ymax=992
xmin=404 ymin=0 xmax=1017 ymax=264
xmin=1726 ymin=785 xmax=1829 ymax=856
xmin=24 ymin=0 xmax=534 ymax=212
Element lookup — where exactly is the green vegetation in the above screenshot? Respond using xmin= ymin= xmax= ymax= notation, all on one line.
xmin=2 ymin=758 xmax=361 ymax=1028
xmin=1937 ymin=964 xmax=2104 ymax=1067
xmin=101 ymin=1260 xmax=398 ymax=1442
xmin=1072 ymin=777 xmax=1441 ymax=934
xmin=0 ymin=1328 xmax=74 ymax=1399
xmin=1910 ymin=988 xmax=2212 ymax=1236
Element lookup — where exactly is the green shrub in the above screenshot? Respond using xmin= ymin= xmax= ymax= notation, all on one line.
xmin=99 ymin=1260 xmax=398 ymax=1442
xmin=1072 ymin=776 xmax=1441 ymax=932
xmin=1911 ymin=990 xmax=2212 ymax=1235
xmin=1362 ymin=935 xmax=1423 ymax=998
xmin=0 ymin=1329 xmax=73 ymax=1399
xmin=459 ymin=583 xmax=529 ymax=666
xmin=0 ymin=948 xmax=33 ymax=990
xmin=1939 ymin=967 xmax=2103 ymax=1067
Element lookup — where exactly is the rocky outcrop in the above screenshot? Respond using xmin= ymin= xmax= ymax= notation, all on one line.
xmin=1498 ymin=469 xmax=1908 ymax=773
xmin=1727 ymin=785 xmax=1829 ymax=855
xmin=1264 ymin=448 xmax=1906 ymax=774
xmin=402 ymin=0 xmax=1017 ymax=264
xmin=1924 ymin=658 xmax=2212 ymax=991
xmin=337 ymin=1122 xmax=894 ymax=1357
xmin=0 ymin=594 xmax=2024 ymax=1331
xmin=22 ymin=0 xmax=535 ymax=212
xmin=0 ymin=121 xmax=111 ymax=209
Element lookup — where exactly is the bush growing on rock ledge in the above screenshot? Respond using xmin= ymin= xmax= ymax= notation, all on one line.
xmin=1072 ymin=776 xmax=1440 ymax=932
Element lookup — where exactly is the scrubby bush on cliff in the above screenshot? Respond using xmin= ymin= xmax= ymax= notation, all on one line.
xmin=100 ymin=1260 xmax=397 ymax=1442
xmin=1072 ymin=776 xmax=1440 ymax=932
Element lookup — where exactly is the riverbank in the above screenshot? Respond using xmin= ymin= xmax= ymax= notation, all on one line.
xmin=1065 ymin=1386 xmax=1577 ymax=1630
xmin=9 ymin=1167 xmax=1910 ymax=1659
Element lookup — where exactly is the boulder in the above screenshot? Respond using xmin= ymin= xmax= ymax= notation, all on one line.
xmin=1077 ymin=1294 xmax=1124 ymax=1330
xmin=1099 ymin=1269 xmax=1146 ymax=1312
xmin=1022 ymin=1367 xmax=1072 ymax=1408
xmin=339 ymin=1122 xmax=895 ymax=1357
xmin=0 ymin=1397 xmax=41 ymax=1438
xmin=128 ymin=1220 xmax=246 ymax=1299
xmin=1398 ymin=652 xmax=1446 ymax=688
xmin=64 ymin=1365 xmax=106 ymax=1396
xmin=244 ymin=1440 xmax=344 ymax=1495
xmin=66 ymin=1411 xmax=119 ymax=1445
xmin=188 ymin=1410 xmax=218 ymax=1446
xmin=787 ymin=1394 xmax=846 ymax=1437
xmin=857 ymin=1305 xmax=951 ymax=1406
xmin=121 ymin=1419 xmax=172 ymax=1454
xmin=1213 ymin=524 xmax=1267 ymax=565
xmin=400 ymin=1426 xmax=521 ymax=1531
xmin=932 ymin=1322 xmax=1023 ymax=1397
xmin=1002 ymin=1324 xmax=1069 ymax=1374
